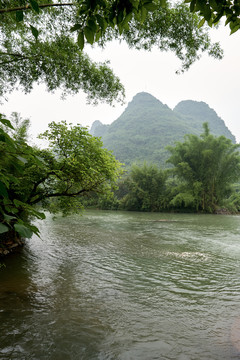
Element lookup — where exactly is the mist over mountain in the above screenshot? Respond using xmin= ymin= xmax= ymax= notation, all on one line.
xmin=90 ymin=92 xmax=235 ymax=167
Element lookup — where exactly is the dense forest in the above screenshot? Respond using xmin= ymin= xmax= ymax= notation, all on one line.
xmin=88 ymin=123 xmax=240 ymax=214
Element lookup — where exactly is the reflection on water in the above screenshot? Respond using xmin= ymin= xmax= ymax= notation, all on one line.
xmin=1 ymin=211 xmax=240 ymax=359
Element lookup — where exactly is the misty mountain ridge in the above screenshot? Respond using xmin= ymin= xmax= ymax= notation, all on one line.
xmin=90 ymin=92 xmax=235 ymax=166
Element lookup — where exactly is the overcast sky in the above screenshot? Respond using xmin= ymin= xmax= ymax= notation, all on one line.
xmin=1 ymin=23 xmax=240 ymax=143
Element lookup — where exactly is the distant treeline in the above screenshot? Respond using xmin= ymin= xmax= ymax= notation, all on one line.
xmin=85 ymin=124 xmax=240 ymax=214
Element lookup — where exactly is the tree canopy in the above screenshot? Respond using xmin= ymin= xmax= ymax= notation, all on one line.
xmin=119 ymin=163 xmax=167 ymax=211
xmin=187 ymin=0 xmax=240 ymax=34
xmin=167 ymin=123 xmax=240 ymax=212
xmin=0 ymin=0 xmax=223 ymax=102
xmin=0 ymin=116 xmax=122 ymax=243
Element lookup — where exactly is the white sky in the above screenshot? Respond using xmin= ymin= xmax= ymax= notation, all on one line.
xmin=1 ymin=23 xmax=240 ymax=143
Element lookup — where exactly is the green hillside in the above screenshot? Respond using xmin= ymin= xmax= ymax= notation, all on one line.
xmin=90 ymin=92 xmax=235 ymax=167
xmin=173 ymin=100 xmax=235 ymax=142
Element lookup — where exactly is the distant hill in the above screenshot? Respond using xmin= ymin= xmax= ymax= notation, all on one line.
xmin=90 ymin=92 xmax=235 ymax=167
xmin=173 ymin=100 xmax=235 ymax=141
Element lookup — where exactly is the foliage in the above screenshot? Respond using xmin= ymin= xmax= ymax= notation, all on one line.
xmin=0 ymin=0 xmax=223 ymax=101
xmin=186 ymin=0 xmax=240 ymax=34
xmin=0 ymin=116 xmax=122 ymax=240
xmin=220 ymin=183 xmax=240 ymax=213
xmin=0 ymin=33 xmax=125 ymax=104
xmin=36 ymin=121 xmax=122 ymax=214
xmin=167 ymin=123 xmax=240 ymax=212
xmin=0 ymin=114 xmax=44 ymax=239
xmin=109 ymin=2 xmax=223 ymax=72
xmin=119 ymin=163 xmax=168 ymax=211
xmin=84 ymin=126 xmax=240 ymax=214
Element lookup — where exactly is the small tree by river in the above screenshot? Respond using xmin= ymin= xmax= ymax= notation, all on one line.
xmin=0 ymin=117 xmax=122 ymax=254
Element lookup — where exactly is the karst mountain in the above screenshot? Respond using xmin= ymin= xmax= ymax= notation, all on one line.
xmin=90 ymin=92 xmax=235 ymax=167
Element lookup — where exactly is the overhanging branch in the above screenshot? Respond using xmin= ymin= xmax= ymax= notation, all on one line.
xmin=0 ymin=3 xmax=74 ymax=14
xmin=30 ymin=187 xmax=87 ymax=205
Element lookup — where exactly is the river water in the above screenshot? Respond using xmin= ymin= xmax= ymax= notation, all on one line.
xmin=1 ymin=210 xmax=240 ymax=360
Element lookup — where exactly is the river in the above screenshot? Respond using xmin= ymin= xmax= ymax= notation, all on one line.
xmin=1 ymin=210 xmax=240 ymax=359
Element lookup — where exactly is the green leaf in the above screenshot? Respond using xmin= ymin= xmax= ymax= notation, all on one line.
xmin=30 ymin=25 xmax=39 ymax=40
xmin=0 ymin=117 xmax=14 ymax=130
xmin=141 ymin=6 xmax=148 ymax=22
xmin=17 ymin=156 xmax=28 ymax=164
xmin=122 ymin=21 xmax=130 ymax=31
xmin=118 ymin=23 xmax=124 ymax=35
xmin=122 ymin=13 xmax=132 ymax=26
xmin=0 ymin=223 xmax=8 ymax=234
xmin=29 ymin=208 xmax=46 ymax=220
xmin=230 ymin=25 xmax=240 ymax=34
xmin=84 ymin=26 xmax=95 ymax=44
xmin=129 ymin=0 xmax=139 ymax=9
xmin=13 ymin=199 xmax=26 ymax=208
xmin=0 ymin=181 xmax=8 ymax=198
xmin=95 ymin=30 xmax=102 ymax=42
xmin=29 ymin=0 xmax=40 ymax=13
xmin=143 ymin=2 xmax=158 ymax=11
xmin=209 ymin=0 xmax=218 ymax=11
xmin=160 ymin=0 xmax=166 ymax=7
xmin=96 ymin=15 xmax=107 ymax=31
xmin=3 ymin=214 xmax=16 ymax=222
xmin=16 ymin=10 xmax=24 ymax=22
xmin=77 ymin=31 xmax=85 ymax=50
xmin=190 ymin=0 xmax=196 ymax=12
xmin=14 ymin=224 xmax=33 ymax=238
xmin=87 ymin=19 xmax=97 ymax=33
xmin=203 ymin=5 xmax=212 ymax=21
xmin=28 ymin=224 xmax=40 ymax=237
xmin=70 ymin=24 xmax=82 ymax=32
xmin=198 ymin=17 xmax=205 ymax=28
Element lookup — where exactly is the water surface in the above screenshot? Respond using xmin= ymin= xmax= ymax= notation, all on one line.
xmin=1 ymin=210 xmax=240 ymax=359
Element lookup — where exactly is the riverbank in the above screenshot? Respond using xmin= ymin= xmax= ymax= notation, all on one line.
xmin=0 ymin=232 xmax=24 ymax=257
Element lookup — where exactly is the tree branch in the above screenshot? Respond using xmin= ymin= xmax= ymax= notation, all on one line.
xmin=30 ymin=187 xmax=88 ymax=205
xmin=0 ymin=3 xmax=75 ymax=14
xmin=0 ymin=51 xmax=40 ymax=66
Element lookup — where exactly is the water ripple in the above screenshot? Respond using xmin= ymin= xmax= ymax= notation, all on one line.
xmin=1 ymin=211 xmax=240 ymax=359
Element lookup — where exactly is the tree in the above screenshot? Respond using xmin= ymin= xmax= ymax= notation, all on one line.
xmin=0 ymin=118 xmax=122 ymax=250
xmin=167 ymin=123 xmax=240 ymax=212
xmin=120 ymin=163 xmax=167 ymax=211
xmin=36 ymin=121 xmax=122 ymax=213
xmin=186 ymin=0 xmax=240 ymax=34
xmin=0 ymin=0 xmax=223 ymax=102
